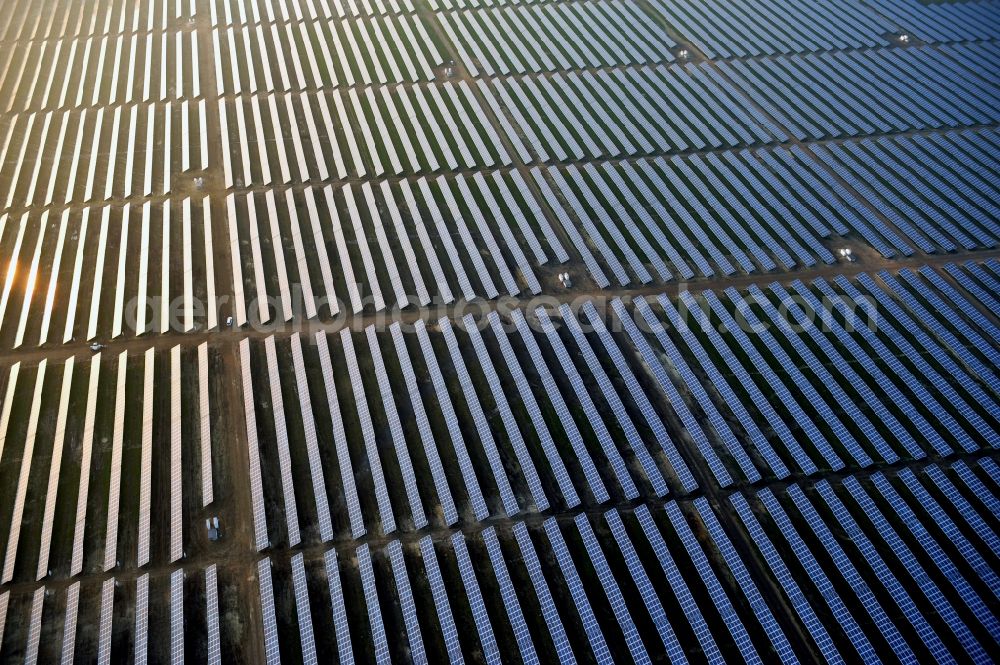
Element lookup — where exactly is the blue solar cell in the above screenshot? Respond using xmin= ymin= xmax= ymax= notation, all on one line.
xmin=604 ymin=509 xmax=686 ymax=662
xmin=512 ymin=523 xmax=575 ymax=662
xmin=812 ymin=481 xmax=950 ymax=662
xmin=543 ymin=518 xmax=613 ymax=664
xmin=842 ymin=477 xmax=986 ymax=661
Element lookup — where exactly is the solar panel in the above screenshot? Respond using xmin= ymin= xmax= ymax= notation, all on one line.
xmin=415 ymin=179 xmax=477 ymax=300
xmin=160 ymin=203 xmax=172 ymax=333
xmin=811 ymin=479 xmax=950 ymax=660
xmin=807 ymin=279 xmax=958 ymax=456
xmin=789 ymin=487 xmax=913 ymax=660
xmin=543 ymin=518 xmax=612 ymax=662
xmin=414 ymin=319 xmax=488 ymax=520
xmin=38 ymin=211 xmax=69 ymax=344
xmin=507 ymin=309 xmax=604 ymax=503
xmin=462 ymin=314 xmax=548 ymax=510
xmin=480 ymin=527 xmax=538 ymax=664
xmin=470 ymin=174 xmax=540 ymax=294
xmin=38 ymin=358 xmax=74 ymax=580
xmin=596 ymin=300 xmax=705 ymax=490
xmin=324 ymin=549 xmax=355 ymax=665
xmin=574 ymin=514 xmax=649 ymax=664
xmin=546 ymin=167 xmax=630 ymax=286
xmin=205 ymin=565 xmax=221 ymax=665
xmin=342 ymin=185 xmax=386 ymax=310
xmin=682 ymin=499 xmax=776 ymax=663
xmin=771 ymin=281 xmax=921 ymax=460
xmin=16 ymin=213 xmax=49 ymax=349
xmin=170 ymin=569 xmax=184 ymax=665
xmin=181 ymin=199 xmax=194 ymax=330
xmin=923 ymin=465 xmax=999 ymax=555
xmin=104 ymin=352 xmax=127 ymax=572
xmin=262 ymin=336 xmax=302 ymax=545
xmin=387 ymin=541 xmax=425 ymax=662
xmin=748 ymin=284 xmax=892 ymax=464
xmin=707 ymin=289 xmax=846 ymax=469
xmin=897 ymin=469 xmax=999 ymax=596
xmin=244 ymin=193 xmax=272 ymax=323
xmin=451 ymin=532 xmax=501 ymax=664
xmin=137 ymin=348 xmax=154 ymax=568
xmin=446 ymin=177 xmax=518 ymax=297
xmin=633 ymin=504 xmax=723 ymax=661
xmin=314 ymin=332 xmax=365 ymax=539
xmin=567 ymin=164 xmax=657 ymax=283
xmin=729 ymin=494 xmax=840 ymax=660
xmin=366 ymin=325 xmax=426 ymax=528
xmin=24 ymin=586 xmax=44 ymax=665
xmin=199 ymin=343 xmax=214 ymax=507
xmin=604 ymin=510 xmax=685 ymax=661
xmin=357 ymin=543 xmax=391 ymax=663
xmin=171 ymin=346 xmax=184 ymax=563
xmin=2 ymin=359 xmax=46 ymax=583
xmin=387 ymin=323 xmax=457 ymax=524
xmin=842 ymin=275 xmax=996 ymax=446
xmin=905 ymin=268 xmax=1000 ymax=366
xmin=342 ymin=329 xmax=397 ymax=534
xmin=61 ymin=581 xmax=80 ymax=665
xmin=558 ymin=304 xmax=669 ymax=497
xmin=512 ymin=521 xmax=574 ymax=661
xmin=878 ymin=270 xmax=999 ymax=397
xmin=944 ymin=263 xmax=1000 ymax=315
xmin=419 ymin=536 xmax=463 ymax=663
xmin=0 ymin=591 xmax=6 ymax=654
xmin=258 ymin=559 xmax=280 ymax=665
xmin=534 ymin=307 xmax=637 ymax=499
xmin=439 ymin=317 xmax=520 ymax=515
xmin=225 ymin=194 xmax=247 ymax=326
xmin=240 ymin=339 xmax=269 ymax=551
xmin=291 ymin=554 xmax=317 ymax=665
xmin=98 ymin=578 xmax=114 ymax=665
xmin=842 ymin=477 xmax=984 ymax=661
xmin=951 ymin=460 xmax=1000 ymax=522
xmin=287 ymin=334 xmax=333 ymax=541
xmin=757 ymin=490 xmax=877 ymax=660
xmin=869 ymin=473 xmax=998 ymax=636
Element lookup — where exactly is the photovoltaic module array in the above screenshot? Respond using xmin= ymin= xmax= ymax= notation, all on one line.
xmin=0 ymin=0 xmax=997 ymax=662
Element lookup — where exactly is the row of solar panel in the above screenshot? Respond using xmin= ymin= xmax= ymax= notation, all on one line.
xmin=219 ymin=84 xmax=511 ymax=183
xmin=0 ymin=459 xmax=996 ymax=660
xmin=211 ymin=13 xmax=443 ymax=91
xmin=239 ymin=307 xmax=714 ymax=545
xmin=0 ymin=199 xmax=218 ymax=349
xmin=246 ymin=460 xmax=999 ymax=663
xmin=0 ymin=344 xmax=213 ymax=583
xmin=732 ymin=460 xmax=1000 ymax=662
xmin=492 ymin=46 xmax=996 ymax=163
xmin=629 ymin=267 xmax=999 ymax=480
xmin=719 ymin=46 xmax=1000 ymax=141
xmin=433 ymin=0 xmax=1000 ymax=55
xmin=0 ymin=29 xmax=202 ymax=112
xmin=249 ymin=503 xmax=788 ymax=663
xmin=940 ymin=40 xmax=1000 ymax=87
xmin=0 ymin=0 xmax=193 ymax=44
xmin=236 ymin=260 xmax=999 ymax=544
xmin=647 ymin=0 xmax=893 ymax=58
xmin=223 ymin=176 xmax=554 ymax=322
xmin=437 ymin=0 xmax=676 ymax=76
xmin=0 ymin=564 xmax=219 ymax=664
xmin=210 ymin=0 xmax=417 ymax=25
xmin=0 ymin=103 xmax=209 ymax=211
xmin=530 ymin=130 xmax=999 ymax=288
xmin=490 ymin=63 xmax=777 ymax=160
xmin=864 ymin=0 xmax=1000 ymax=43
